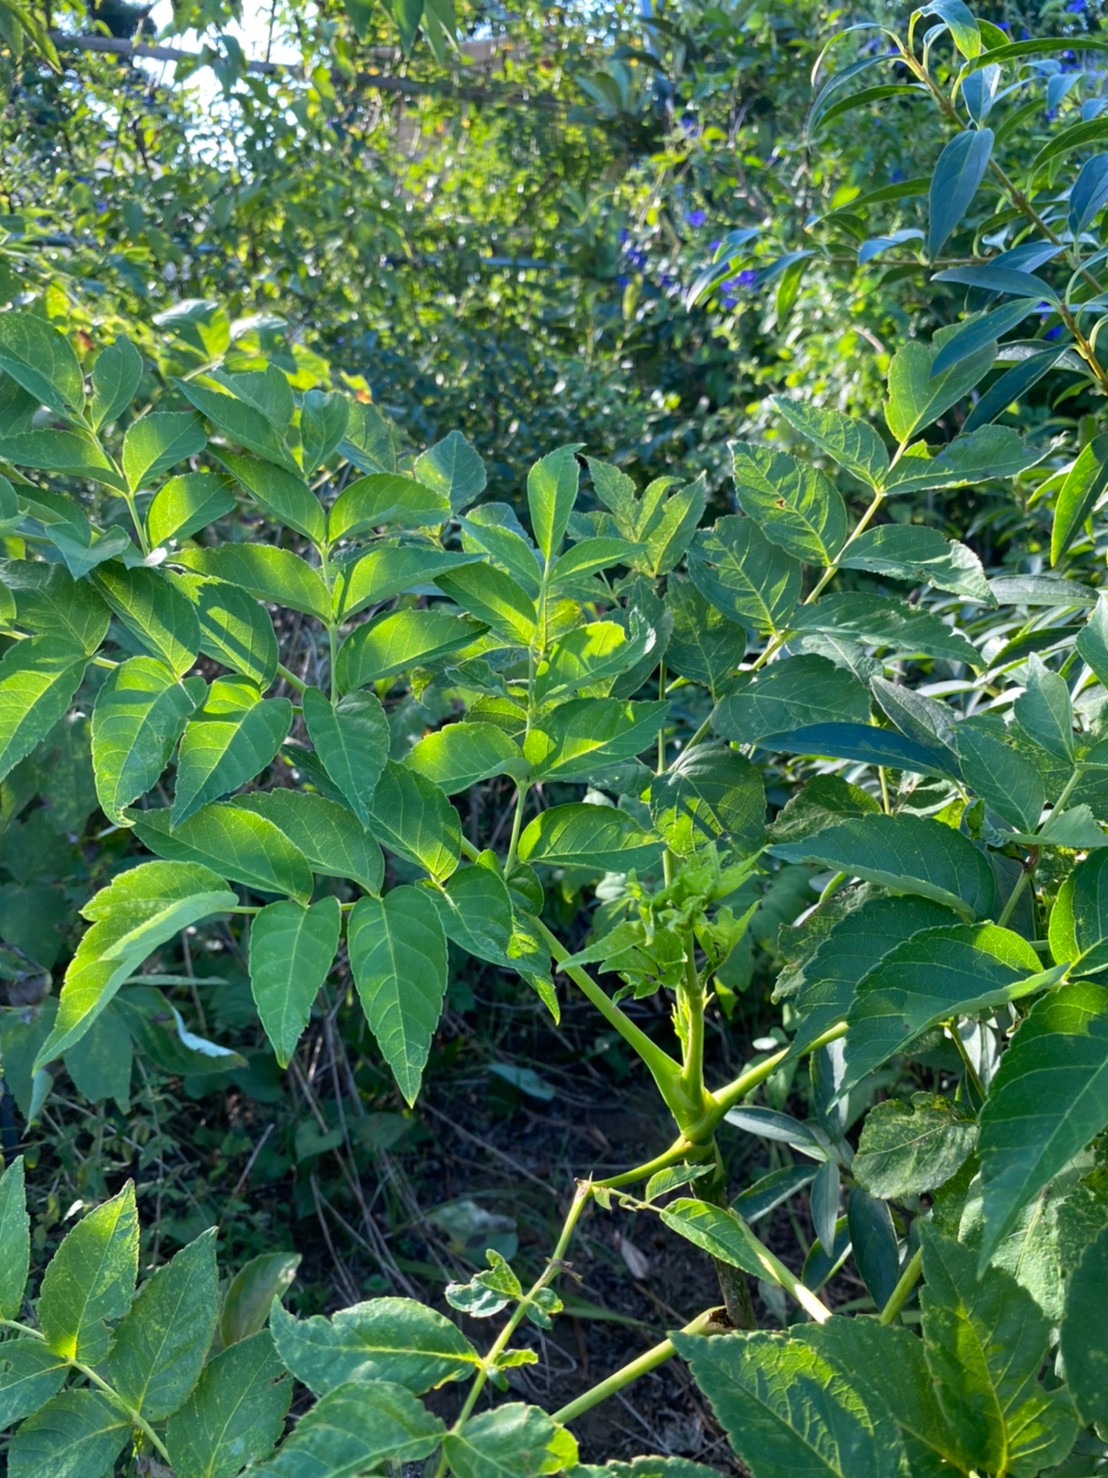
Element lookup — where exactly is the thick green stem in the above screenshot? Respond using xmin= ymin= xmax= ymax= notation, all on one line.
xmin=879 ymin=1245 xmax=923 ymax=1326
xmin=504 ymin=782 xmax=529 ymax=874
xmin=550 ymin=1307 xmax=725 ymax=1427
xmin=432 ymin=1182 xmax=592 ymax=1477
xmin=677 ymin=935 xmax=706 ymax=1106
xmin=538 ymin=921 xmax=692 ymax=1122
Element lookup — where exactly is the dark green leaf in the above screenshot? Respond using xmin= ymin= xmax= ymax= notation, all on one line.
xmin=165 ymin=1330 xmax=291 ymax=1478
xmin=731 ymin=445 xmax=848 ymax=564
xmin=302 ymin=687 xmax=389 ymax=826
xmin=249 ymin=897 xmax=341 ymax=1067
xmin=927 ymin=128 xmax=993 ymax=259
xmin=854 ymin=1093 xmax=977 ymax=1199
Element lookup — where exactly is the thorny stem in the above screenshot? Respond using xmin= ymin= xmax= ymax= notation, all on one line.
xmin=431 ymin=1182 xmax=592 ymax=1478
xmin=550 ymin=1307 xmax=725 ymax=1426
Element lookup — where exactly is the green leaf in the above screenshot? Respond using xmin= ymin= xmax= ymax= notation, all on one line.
xmin=927 ymin=127 xmax=993 ymax=259
xmin=7 ymin=1389 xmax=130 ymax=1478
xmin=444 ymin=1403 xmax=578 ymax=1478
xmin=427 ymin=864 xmax=549 ymax=981
xmin=0 ymin=635 xmax=89 ymax=784
xmin=1049 ymin=850 xmax=1108 ymax=975
xmin=0 ymin=1155 xmax=28 ymax=1318
xmin=269 ymin=1295 xmax=479 ymax=1395
xmin=368 ymin=761 xmax=460 ymax=880
xmin=0 ymin=1340 xmax=68 ymax=1430
xmin=332 ymin=544 xmax=480 ymax=621
xmin=665 ymin=579 xmax=748 ymax=695
xmin=131 ymin=803 xmax=314 ymax=901
xmin=93 ymin=563 xmax=201 ymax=677
xmin=955 ymin=722 xmax=1045 ymax=832
xmin=339 ymin=400 xmax=395 ymax=475
xmin=0 ymin=428 xmax=123 ymax=491
xmin=1069 ymin=154 xmax=1108 ymax=237
xmin=524 ymin=699 xmax=669 ymax=780
xmin=91 ymin=657 xmax=202 ymax=823
xmin=854 ymin=1093 xmax=977 ymax=1199
xmin=763 ymin=723 xmax=954 ymax=780
xmin=122 ymin=412 xmax=206 ymax=491
xmin=216 ymin=452 xmax=325 ymax=546
xmin=660 ymin=1199 xmax=781 ymax=1280
xmin=335 ymin=608 xmax=482 ymax=691
xmin=220 ymin=1252 xmax=299 ymax=1348
xmin=789 ymin=594 xmax=979 ymax=666
xmin=929 ymin=300 xmax=1038 ymax=378
xmin=173 ymin=544 xmax=331 ymax=622
xmin=175 ymin=374 xmax=300 ymax=474
xmin=89 ymin=336 xmax=142 ymax=431
xmin=712 ymin=654 xmax=870 ymax=747
xmin=348 ymin=886 xmax=448 ymax=1104
xmin=518 ymin=803 xmax=664 ymax=873
xmin=838 ymin=525 xmax=991 ymax=602
xmin=408 ymin=721 xmax=522 ymax=794
xmin=328 ymin=473 xmax=448 ymax=541
xmin=249 ymin=897 xmax=341 ymax=1066
xmin=299 ymin=388 xmax=348 ymax=474
xmin=1077 ymin=594 xmax=1108 ymax=686
xmin=108 ymin=1228 xmax=219 ymax=1420
xmin=648 ymin=746 xmax=765 ymax=859
xmin=527 ymin=443 xmax=582 ymax=561
xmin=33 ymin=861 xmax=237 ymax=1068
xmin=771 ymin=399 xmax=890 ymax=489
xmin=63 ymin=1002 xmax=132 ymax=1108
xmin=233 ymin=789 xmax=383 ymax=894
xmin=978 ymin=983 xmax=1108 ymax=1267
xmin=842 ymin=923 xmax=1048 ymax=1095
xmin=874 ymin=425 xmax=1042 ymax=496
xmin=731 ymin=445 xmax=848 ymax=563
xmin=414 ymin=428 xmax=486 ymax=512
xmin=434 ymin=561 xmax=536 ymax=644
xmin=769 ymin=813 xmax=995 ymax=920
xmin=172 ymin=573 xmax=279 ymax=689
xmin=885 ymin=332 xmax=996 ymax=445
xmin=1013 ymin=654 xmax=1074 ymax=762
xmin=172 ymin=679 xmax=292 ymax=826
xmin=147 ymin=471 xmax=236 ymax=547
xmin=251 ymin=1379 xmax=446 ymax=1476
xmin=0 ymin=311 xmax=84 ymax=418
xmin=37 ymin=1182 xmax=138 ymax=1363
xmin=537 ymin=613 xmax=656 ymax=703
xmin=688 ymin=516 xmax=802 ymax=634
xmin=460 ymin=505 xmax=542 ymax=594
xmin=165 ymin=1330 xmax=291 ymax=1478
xmin=1054 ymin=437 xmax=1108 ymax=568
xmin=673 ymin=1329 xmax=904 ymax=1478
xmin=920 ymin=1227 xmax=1079 ymax=1477
xmin=301 ymin=687 xmax=389 ymax=826
xmin=1061 ymin=1225 xmax=1108 ymax=1426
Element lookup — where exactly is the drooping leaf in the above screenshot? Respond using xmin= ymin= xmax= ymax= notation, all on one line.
xmin=1060 ymin=1225 xmax=1108 ymax=1426
xmin=769 ymin=813 xmax=995 ymax=920
xmin=220 ymin=1252 xmax=299 ymax=1349
xmin=0 ymin=1155 xmax=29 ymax=1319
xmin=7 ymin=1389 xmax=130 ymax=1478
xmin=926 ymin=127 xmax=994 ymax=260
xmin=838 ymin=525 xmax=991 ymax=602
xmin=788 ymin=594 xmax=979 ymax=666
xmin=712 ymin=654 xmax=871 ymax=746
xmin=978 ymin=983 xmax=1108 ymax=1267
xmin=251 ymin=1379 xmax=447 ymax=1476
xmin=335 ymin=608 xmax=483 ymax=691
xmin=347 ymin=887 xmax=448 ymax=1104
xmin=249 ymin=897 xmax=342 ymax=1067
xmin=368 ymin=761 xmax=460 ymax=881
xmin=880 ymin=425 xmax=1042 ymax=496
xmin=37 ymin=1182 xmax=139 ymax=1363
xmin=269 ymin=1295 xmax=479 ymax=1395
xmin=33 ymin=862 xmax=237 ymax=1068
xmin=108 ymin=1228 xmax=219 ymax=1420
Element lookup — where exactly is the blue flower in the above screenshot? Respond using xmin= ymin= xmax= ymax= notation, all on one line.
xmin=998 ymin=19 xmax=1010 ymax=29
xmin=737 ymin=269 xmax=758 ymax=287
xmin=660 ymin=272 xmax=676 ymax=288
xmin=616 ymin=274 xmax=630 ymax=286
xmin=686 ymin=208 xmax=706 ymax=228
xmin=709 ymin=238 xmax=722 ymax=252
xmin=618 ymin=228 xmax=630 ymax=246
xmin=626 ymin=248 xmax=647 ymax=269
xmin=890 ymin=168 xmax=906 ymax=183
xmin=1066 ymin=0 xmax=1084 ymax=12
xmin=1044 ymin=325 xmax=1063 ymax=340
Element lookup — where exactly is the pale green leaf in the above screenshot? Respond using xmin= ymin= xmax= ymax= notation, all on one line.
xmin=731 ymin=444 xmax=848 ymax=564
xmin=332 ymin=544 xmax=480 ymax=621
xmin=688 ymin=516 xmax=802 ymax=633
xmin=37 ymin=1182 xmax=138 ymax=1363
xmin=0 ymin=1155 xmax=29 ymax=1319
xmin=234 ymin=789 xmax=383 ymax=894
xmin=328 ymin=473 xmax=448 ymax=541
xmin=91 ymin=657 xmax=202 ymax=822
xmin=216 ymin=451 xmax=324 ymax=545
xmin=0 ymin=311 xmax=84 ymax=418
xmin=172 ymin=679 xmax=292 ymax=826
xmin=173 ymin=544 xmax=330 ymax=622
xmin=1051 ymin=433 xmax=1108 ymax=565
xmin=172 ymin=573 xmax=279 ymax=689
xmin=771 ymin=399 xmax=890 ymax=489
xmin=434 ymin=562 xmax=536 ymax=643
xmin=131 ymin=803 xmax=315 ymax=901
xmin=407 ymin=721 xmax=522 ymax=794
xmin=334 ymin=608 xmax=482 ymax=691
xmin=414 ymin=428 xmax=487 ymax=512
xmin=518 ymin=803 xmax=664 ymax=873
xmin=0 ymin=635 xmax=89 ymax=784
xmin=147 ymin=471 xmax=236 ymax=547
xmin=853 ymin=1093 xmax=977 ymax=1199
xmin=94 ymin=563 xmax=200 ymax=677
xmin=527 ymin=443 xmax=582 ymax=561
xmin=444 ymin=1402 xmax=578 ymax=1478
xmin=122 ymin=412 xmax=205 ymax=491
xmin=648 ymin=745 xmax=765 ymax=858
xmin=523 ymin=699 xmax=669 ymax=780
xmin=0 ymin=1340 xmax=68 ymax=1430
xmin=89 ymin=336 xmax=142 ymax=432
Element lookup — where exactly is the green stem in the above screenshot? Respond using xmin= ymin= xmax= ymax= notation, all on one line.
xmin=433 ymin=1182 xmax=592 ymax=1477
xmin=538 ymin=921 xmax=690 ymax=1122
xmin=276 ymin=662 xmax=307 ymax=694
xmin=997 ymin=768 xmax=1082 ymax=928
xmin=685 ymin=1022 xmax=849 ymax=1144
xmin=0 ymin=1319 xmax=171 ymax=1462
xmin=504 ymin=782 xmax=529 ymax=874
xmin=678 ymin=936 xmax=706 ymax=1105
xmin=550 ymin=1307 xmax=724 ymax=1427
xmin=879 ymin=1245 xmax=923 ymax=1326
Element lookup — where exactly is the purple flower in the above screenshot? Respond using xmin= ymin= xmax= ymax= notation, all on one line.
xmin=626 ymin=248 xmax=647 ymax=269
xmin=890 ymin=168 xmax=906 ymax=183
xmin=709 ymin=238 xmax=721 ymax=252
xmin=686 ymin=208 xmax=707 ymax=228
xmin=1066 ymin=0 xmax=1084 ymax=12
xmin=615 ymin=274 xmax=630 ymax=286
xmin=737 ymin=269 xmax=758 ymax=287
xmin=660 ymin=272 xmax=676 ymax=288
xmin=1044 ymin=325 xmax=1063 ymax=339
